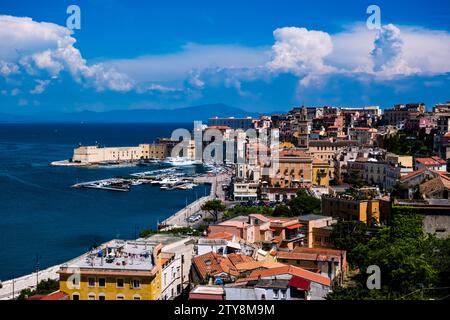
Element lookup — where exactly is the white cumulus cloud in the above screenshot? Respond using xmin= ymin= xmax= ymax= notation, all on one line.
xmin=329 ymin=23 xmax=450 ymax=76
xmin=267 ymin=27 xmax=335 ymax=86
xmin=0 ymin=15 xmax=134 ymax=92
xmin=370 ymin=24 xmax=419 ymax=77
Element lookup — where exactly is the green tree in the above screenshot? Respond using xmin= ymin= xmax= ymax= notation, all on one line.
xmin=288 ymin=189 xmax=321 ymax=216
xmin=328 ymin=213 xmax=450 ymax=300
xmin=330 ymin=221 xmax=369 ymax=265
xmin=345 ymin=171 xmax=365 ymax=188
xmin=201 ymin=199 xmax=226 ymax=222
xmin=17 ymin=278 xmax=59 ymax=300
xmin=272 ymin=204 xmax=292 ymax=217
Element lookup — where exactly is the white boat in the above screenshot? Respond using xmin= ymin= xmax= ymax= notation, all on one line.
xmin=159 ymin=177 xmax=180 ymax=185
xmin=176 ymin=183 xmax=198 ymax=190
xmin=160 ymin=157 xmax=199 ymax=167
xmin=131 ymin=180 xmax=144 ymax=186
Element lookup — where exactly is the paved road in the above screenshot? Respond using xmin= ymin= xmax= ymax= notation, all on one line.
xmin=0 ymin=265 xmax=60 ymax=300
xmin=160 ymin=173 xmax=231 ymax=229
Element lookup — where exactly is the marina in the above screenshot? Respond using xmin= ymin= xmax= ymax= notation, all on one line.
xmin=71 ymin=166 xmax=220 ymax=192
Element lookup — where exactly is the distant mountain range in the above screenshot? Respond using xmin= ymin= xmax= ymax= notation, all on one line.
xmin=0 ymin=104 xmax=268 ymax=123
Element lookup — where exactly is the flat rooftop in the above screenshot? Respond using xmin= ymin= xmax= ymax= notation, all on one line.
xmin=191 ymin=285 xmax=225 ymax=295
xmin=299 ymin=214 xmax=331 ymax=221
xmin=63 ymin=240 xmax=156 ymax=272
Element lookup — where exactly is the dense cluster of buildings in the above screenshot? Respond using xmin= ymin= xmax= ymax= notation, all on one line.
xmin=49 ymin=212 xmax=346 ymax=301
xmin=37 ymin=101 xmax=450 ymax=300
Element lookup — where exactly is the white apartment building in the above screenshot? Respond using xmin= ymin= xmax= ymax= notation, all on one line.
xmin=159 ymin=238 xmax=195 ymax=300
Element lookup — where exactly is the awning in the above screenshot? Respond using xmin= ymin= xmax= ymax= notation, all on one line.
xmin=286 ymin=223 xmax=303 ymax=230
xmin=288 ymin=276 xmax=311 ymax=291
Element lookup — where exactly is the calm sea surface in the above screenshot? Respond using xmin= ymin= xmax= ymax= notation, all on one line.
xmin=0 ymin=123 xmax=209 ymax=280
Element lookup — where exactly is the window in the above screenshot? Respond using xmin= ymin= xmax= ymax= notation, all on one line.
xmin=88 ymin=293 xmax=96 ymax=300
xmin=132 ymin=279 xmax=141 ymax=289
xmin=98 ymin=278 xmax=106 ymax=288
xmin=273 ymin=289 xmax=279 ymax=299
xmin=133 ymin=295 xmax=141 ymax=300
xmin=98 ymin=295 xmax=106 ymax=301
xmin=116 ymin=295 xmax=124 ymax=300
xmin=88 ymin=277 xmax=96 ymax=287
xmin=72 ymin=277 xmax=80 ymax=288
xmin=116 ymin=278 xmax=124 ymax=288
xmin=72 ymin=293 xmax=80 ymax=301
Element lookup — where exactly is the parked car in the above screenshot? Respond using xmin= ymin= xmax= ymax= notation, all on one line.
xmin=187 ymin=214 xmax=202 ymax=223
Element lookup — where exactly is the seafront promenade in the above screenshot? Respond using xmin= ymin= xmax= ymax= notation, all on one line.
xmin=159 ymin=174 xmax=231 ymax=228
xmin=0 ymin=265 xmax=60 ymax=300
xmin=0 ymin=247 xmax=93 ymax=300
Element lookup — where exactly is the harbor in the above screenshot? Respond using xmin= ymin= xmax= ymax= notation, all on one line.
xmin=0 ymin=168 xmax=230 ymax=299
xmin=71 ymin=164 xmax=231 ymax=192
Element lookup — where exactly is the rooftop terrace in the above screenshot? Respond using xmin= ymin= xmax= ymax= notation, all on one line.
xmin=61 ymin=240 xmax=158 ymax=273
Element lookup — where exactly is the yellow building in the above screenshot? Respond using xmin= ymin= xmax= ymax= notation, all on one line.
xmin=58 ymin=240 xmax=162 ymax=300
xmin=312 ymin=158 xmax=331 ymax=187
xmin=140 ymin=143 xmax=172 ymax=160
xmin=269 ymin=149 xmax=313 ymax=188
xmin=321 ymin=195 xmax=390 ymax=224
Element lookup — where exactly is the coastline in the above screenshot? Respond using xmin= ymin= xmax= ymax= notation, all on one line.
xmin=0 ymin=173 xmax=228 ymax=300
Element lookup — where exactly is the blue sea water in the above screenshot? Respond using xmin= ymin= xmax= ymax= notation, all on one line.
xmin=0 ymin=123 xmax=208 ymax=280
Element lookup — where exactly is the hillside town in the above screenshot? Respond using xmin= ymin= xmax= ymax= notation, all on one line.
xmin=6 ymin=102 xmax=450 ymax=301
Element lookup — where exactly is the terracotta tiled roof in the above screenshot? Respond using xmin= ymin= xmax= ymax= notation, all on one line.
xmin=277 ymin=251 xmax=321 ymax=261
xmin=248 ymin=265 xmax=331 ymax=286
xmin=40 ymin=291 xmax=69 ymax=300
xmin=227 ymin=253 xmax=254 ymax=266
xmin=400 ymin=167 xmax=429 ymax=180
xmin=400 ymin=167 xmax=443 ymax=183
xmin=249 ymin=214 xmax=271 ymax=222
xmin=207 ymin=231 xmax=235 ymax=241
xmin=419 ymin=176 xmax=450 ymax=197
xmin=193 ymin=252 xmax=255 ymax=281
xmin=293 ymin=247 xmax=345 ymax=256
xmin=217 ymin=220 xmax=249 ymax=228
xmin=415 ymin=156 xmax=446 ymax=166
xmin=234 ymin=260 xmax=286 ymax=272
xmin=277 ymin=247 xmax=345 ymax=262
xmin=28 ymin=291 xmax=69 ymax=300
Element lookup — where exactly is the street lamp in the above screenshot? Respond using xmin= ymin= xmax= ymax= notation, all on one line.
xmin=35 ymin=254 xmax=42 ymax=288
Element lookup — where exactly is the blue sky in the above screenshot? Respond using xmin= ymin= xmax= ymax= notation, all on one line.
xmin=0 ymin=0 xmax=449 ymax=116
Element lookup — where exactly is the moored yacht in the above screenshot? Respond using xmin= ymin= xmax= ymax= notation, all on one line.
xmin=160 ymin=157 xmax=199 ymax=167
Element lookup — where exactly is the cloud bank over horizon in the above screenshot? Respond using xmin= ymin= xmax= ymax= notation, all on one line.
xmin=0 ymin=14 xmax=449 ymax=114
